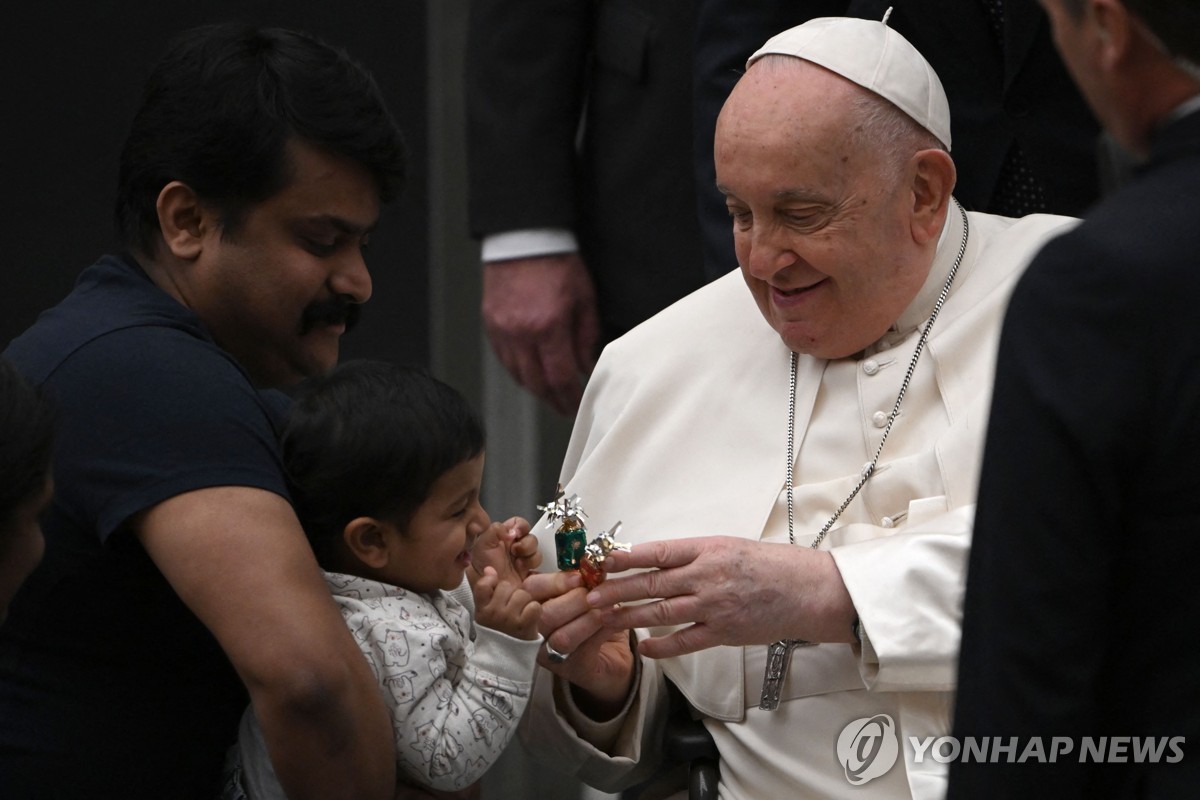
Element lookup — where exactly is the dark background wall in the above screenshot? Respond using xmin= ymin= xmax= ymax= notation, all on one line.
xmin=0 ymin=0 xmax=430 ymax=368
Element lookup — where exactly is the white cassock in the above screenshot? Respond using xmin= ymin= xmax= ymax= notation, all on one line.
xmin=520 ymin=207 xmax=1077 ymax=799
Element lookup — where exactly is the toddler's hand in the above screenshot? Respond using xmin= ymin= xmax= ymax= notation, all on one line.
xmin=473 ymin=566 xmax=542 ymax=640
xmin=503 ymin=516 xmax=541 ymax=577
xmin=471 ymin=516 xmax=540 ymax=582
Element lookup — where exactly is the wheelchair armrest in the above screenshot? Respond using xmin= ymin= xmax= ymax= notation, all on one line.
xmin=663 ymin=714 xmax=718 ymax=763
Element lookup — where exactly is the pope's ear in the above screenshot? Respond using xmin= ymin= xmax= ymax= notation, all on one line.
xmin=909 ymin=148 xmax=956 ymax=246
xmin=154 ymin=181 xmax=209 ymax=261
xmin=342 ymin=516 xmax=392 ymax=570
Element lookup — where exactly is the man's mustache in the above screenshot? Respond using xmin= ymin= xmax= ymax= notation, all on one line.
xmin=300 ymin=296 xmax=361 ymax=335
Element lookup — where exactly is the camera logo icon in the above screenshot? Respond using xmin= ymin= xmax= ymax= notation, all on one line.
xmin=837 ymin=714 xmax=900 ymax=785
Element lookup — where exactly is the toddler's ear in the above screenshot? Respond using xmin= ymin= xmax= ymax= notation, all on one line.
xmin=342 ymin=517 xmax=391 ymax=570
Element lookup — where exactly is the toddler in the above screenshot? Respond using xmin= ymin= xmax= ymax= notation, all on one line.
xmin=227 ymin=360 xmax=542 ymax=797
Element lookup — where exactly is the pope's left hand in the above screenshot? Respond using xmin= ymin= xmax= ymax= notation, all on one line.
xmin=585 ymin=535 xmax=857 ymax=659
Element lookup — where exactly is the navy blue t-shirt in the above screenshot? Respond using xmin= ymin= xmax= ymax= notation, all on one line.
xmin=0 ymin=255 xmax=291 ymax=798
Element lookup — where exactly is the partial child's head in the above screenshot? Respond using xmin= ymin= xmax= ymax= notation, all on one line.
xmin=0 ymin=359 xmax=56 ymax=622
xmin=282 ymin=360 xmax=489 ymax=593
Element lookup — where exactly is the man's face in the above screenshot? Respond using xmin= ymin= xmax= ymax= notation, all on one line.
xmin=715 ymin=60 xmax=931 ymax=359
xmin=189 ymin=139 xmax=381 ymax=388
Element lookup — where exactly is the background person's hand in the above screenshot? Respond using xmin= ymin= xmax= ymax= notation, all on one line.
xmin=481 ymin=253 xmax=600 ymax=415
xmin=584 ymin=536 xmax=857 ymax=658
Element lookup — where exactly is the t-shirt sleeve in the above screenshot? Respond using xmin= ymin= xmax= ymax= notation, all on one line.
xmin=45 ymin=326 xmax=290 ymax=542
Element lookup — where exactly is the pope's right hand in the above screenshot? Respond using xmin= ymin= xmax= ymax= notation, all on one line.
xmin=524 ymin=569 xmax=637 ymax=720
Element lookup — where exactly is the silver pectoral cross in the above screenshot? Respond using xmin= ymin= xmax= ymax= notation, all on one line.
xmin=759 ymin=638 xmax=817 ymax=710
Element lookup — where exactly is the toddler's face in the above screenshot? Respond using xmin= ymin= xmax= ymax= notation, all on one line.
xmin=383 ymin=454 xmax=489 ymax=594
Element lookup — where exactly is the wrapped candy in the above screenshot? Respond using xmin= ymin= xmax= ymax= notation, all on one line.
xmin=538 ymin=486 xmax=630 ymax=587
xmin=538 ymin=485 xmax=589 ymax=571
xmin=578 ymin=522 xmax=631 ymax=589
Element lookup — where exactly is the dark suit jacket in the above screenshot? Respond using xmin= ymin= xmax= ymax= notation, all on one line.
xmin=693 ymin=0 xmax=1102 ymax=274
xmin=848 ymin=0 xmax=1101 ymax=214
xmin=466 ymin=0 xmax=710 ymax=340
xmin=692 ymin=0 xmax=844 ymax=279
xmin=949 ymin=109 xmax=1200 ymax=798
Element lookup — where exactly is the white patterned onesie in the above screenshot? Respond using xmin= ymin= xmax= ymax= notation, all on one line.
xmin=232 ymin=572 xmax=541 ymax=796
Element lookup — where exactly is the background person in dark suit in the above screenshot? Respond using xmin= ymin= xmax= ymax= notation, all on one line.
xmin=950 ymin=0 xmax=1200 ymax=797
xmin=466 ymin=0 xmax=712 ymax=415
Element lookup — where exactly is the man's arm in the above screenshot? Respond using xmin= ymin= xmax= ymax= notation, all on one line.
xmin=137 ymin=486 xmax=395 ymax=800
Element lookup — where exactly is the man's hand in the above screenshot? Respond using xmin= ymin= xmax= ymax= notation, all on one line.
xmin=584 ymin=536 xmax=857 ymax=659
xmin=473 ymin=566 xmax=541 ymax=640
xmin=481 ymin=253 xmax=600 ymax=415
xmin=524 ymin=570 xmax=636 ymax=720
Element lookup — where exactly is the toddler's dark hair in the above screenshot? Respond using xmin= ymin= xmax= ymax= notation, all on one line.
xmin=281 ymin=360 xmax=484 ymax=569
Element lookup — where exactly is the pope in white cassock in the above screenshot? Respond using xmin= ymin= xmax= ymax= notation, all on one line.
xmin=518 ymin=15 xmax=1079 ymax=800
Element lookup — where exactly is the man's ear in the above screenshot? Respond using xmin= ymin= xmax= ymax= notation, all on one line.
xmin=909 ymin=148 xmax=956 ymax=246
xmin=1091 ymin=0 xmax=1134 ymax=70
xmin=342 ymin=516 xmax=392 ymax=570
xmin=155 ymin=181 xmax=210 ymax=261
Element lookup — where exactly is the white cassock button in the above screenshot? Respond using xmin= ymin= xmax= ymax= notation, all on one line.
xmin=881 ymin=516 xmax=895 ymax=528
xmin=862 ymin=359 xmax=880 ymax=375
xmin=872 ymin=411 xmax=888 ymax=428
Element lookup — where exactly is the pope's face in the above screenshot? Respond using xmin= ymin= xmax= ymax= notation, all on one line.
xmin=715 ymin=59 xmax=931 ymax=359
xmin=186 ymin=139 xmax=381 ymax=388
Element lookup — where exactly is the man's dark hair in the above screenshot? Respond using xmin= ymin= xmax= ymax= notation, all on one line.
xmin=115 ymin=23 xmax=408 ymax=256
xmin=0 ymin=359 xmax=56 ymax=532
xmin=281 ymin=360 xmax=485 ymax=569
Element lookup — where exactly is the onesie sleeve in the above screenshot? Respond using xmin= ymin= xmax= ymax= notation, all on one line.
xmin=347 ymin=589 xmax=539 ymax=791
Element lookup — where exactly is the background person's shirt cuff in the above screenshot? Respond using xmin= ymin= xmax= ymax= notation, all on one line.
xmin=481 ymin=228 xmax=579 ymax=262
